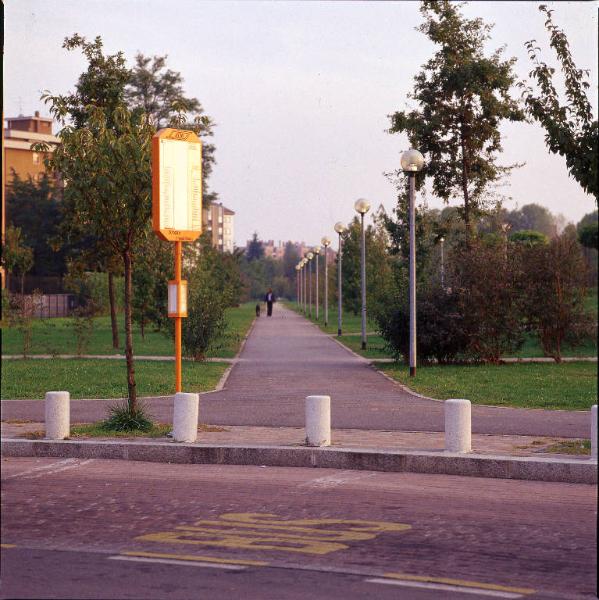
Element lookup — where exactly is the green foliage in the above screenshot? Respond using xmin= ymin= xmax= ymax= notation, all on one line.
xmin=6 ymin=172 xmax=66 ymax=276
xmin=7 ymin=292 xmax=41 ymax=357
xmin=578 ymin=224 xmax=598 ymax=250
xmin=2 ymin=226 xmax=34 ymax=293
xmin=70 ymin=303 xmax=98 ymax=356
xmin=505 ymin=203 xmax=557 ymax=237
xmin=521 ymin=230 xmax=592 ymax=361
xmin=246 ymin=232 xmax=265 ymax=261
xmin=520 ymin=6 xmax=598 ymax=201
xmin=101 ymin=402 xmax=153 ymax=432
xmin=126 ymin=53 xmax=218 ymax=205
xmin=389 ymin=0 xmax=524 ymax=230
xmin=338 ymin=216 xmax=392 ymax=316
xmin=509 ymin=229 xmax=549 ymax=246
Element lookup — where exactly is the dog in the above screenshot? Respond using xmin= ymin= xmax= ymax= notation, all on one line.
xmin=255 ymin=303 xmax=261 ymax=317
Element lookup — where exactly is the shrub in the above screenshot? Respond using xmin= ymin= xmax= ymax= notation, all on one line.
xmin=70 ymin=301 xmax=99 ymax=356
xmin=101 ymin=402 xmax=153 ymax=432
xmin=521 ymin=231 xmax=592 ymax=361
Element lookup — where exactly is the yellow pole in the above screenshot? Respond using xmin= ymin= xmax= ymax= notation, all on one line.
xmin=175 ymin=241 xmax=182 ymax=392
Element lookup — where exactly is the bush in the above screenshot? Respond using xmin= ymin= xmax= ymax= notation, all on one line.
xmin=101 ymin=402 xmax=153 ymax=432
xmin=521 ymin=231 xmax=593 ymax=361
xmin=70 ymin=302 xmax=99 ymax=356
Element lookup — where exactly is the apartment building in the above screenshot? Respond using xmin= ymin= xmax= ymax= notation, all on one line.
xmin=203 ymin=202 xmax=235 ymax=252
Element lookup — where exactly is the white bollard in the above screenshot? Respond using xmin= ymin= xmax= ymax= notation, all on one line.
xmin=45 ymin=391 xmax=70 ymax=440
xmin=445 ymin=398 xmax=471 ymax=453
xmin=591 ymin=405 xmax=598 ymax=460
xmin=173 ymin=392 xmax=199 ymax=443
xmin=305 ymin=395 xmax=331 ymax=447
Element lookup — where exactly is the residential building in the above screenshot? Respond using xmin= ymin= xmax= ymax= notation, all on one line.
xmin=203 ymin=202 xmax=235 ymax=252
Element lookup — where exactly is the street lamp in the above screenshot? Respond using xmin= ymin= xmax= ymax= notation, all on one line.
xmin=307 ymin=252 xmax=314 ymax=318
xmin=321 ymin=236 xmax=331 ymax=327
xmin=313 ymin=246 xmax=321 ymax=321
xmin=439 ymin=236 xmax=445 ymax=289
xmin=295 ymin=264 xmax=301 ymax=306
xmin=334 ymin=222 xmax=346 ymax=336
xmin=301 ymin=258 xmax=307 ymax=314
xmin=354 ymin=198 xmax=371 ymax=350
xmin=401 ymin=148 xmax=425 ymax=377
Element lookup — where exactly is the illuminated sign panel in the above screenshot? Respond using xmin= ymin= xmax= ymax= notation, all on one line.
xmin=152 ymin=128 xmax=202 ymax=242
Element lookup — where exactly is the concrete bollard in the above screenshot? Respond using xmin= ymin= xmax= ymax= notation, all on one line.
xmin=591 ymin=405 xmax=598 ymax=460
xmin=45 ymin=391 xmax=70 ymax=440
xmin=305 ymin=395 xmax=331 ymax=447
xmin=173 ymin=392 xmax=199 ymax=443
xmin=445 ymin=398 xmax=471 ymax=453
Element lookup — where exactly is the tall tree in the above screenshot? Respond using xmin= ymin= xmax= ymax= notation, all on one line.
xmin=246 ymin=232 xmax=265 ymax=261
xmin=37 ymin=104 xmax=154 ymax=413
xmin=389 ymin=0 xmax=524 ymax=232
xmin=6 ymin=172 xmax=66 ymax=277
xmin=126 ymin=54 xmax=218 ymax=205
xmin=1 ymin=226 xmax=34 ymax=295
xmin=520 ymin=5 xmax=598 ymax=201
xmin=505 ymin=203 xmax=557 ymax=237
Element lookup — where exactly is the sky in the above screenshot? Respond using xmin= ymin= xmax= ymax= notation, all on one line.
xmin=4 ymin=0 xmax=598 ymax=248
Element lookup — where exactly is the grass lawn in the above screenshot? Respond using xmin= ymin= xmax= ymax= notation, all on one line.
xmin=376 ymin=361 xmax=597 ymax=411
xmin=286 ymin=301 xmax=377 ymax=335
xmin=2 ymin=302 xmax=256 ymax=358
xmin=1 ymin=359 xmax=229 ymax=400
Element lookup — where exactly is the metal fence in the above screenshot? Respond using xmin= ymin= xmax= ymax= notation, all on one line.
xmin=13 ymin=294 xmax=80 ymax=318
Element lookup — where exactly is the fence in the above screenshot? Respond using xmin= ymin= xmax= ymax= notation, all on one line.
xmin=12 ymin=294 xmax=80 ymax=318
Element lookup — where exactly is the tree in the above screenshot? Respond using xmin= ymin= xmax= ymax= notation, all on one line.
xmin=37 ymin=104 xmax=154 ymax=413
xmin=1 ymin=226 xmax=34 ymax=295
xmin=389 ymin=0 xmax=524 ymax=232
xmin=521 ymin=230 xmax=591 ymax=361
xmin=6 ymin=172 xmax=66 ymax=277
xmin=509 ymin=230 xmax=549 ymax=247
xmin=127 ymin=54 xmax=218 ymax=205
xmin=520 ymin=5 xmax=598 ymax=201
xmin=246 ymin=232 xmax=265 ymax=261
xmin=505 ymin=203 xmax=557 ymax=237
xmin=577 ymin=211 xmax=598 ymax=250
xmin=42 ymin=34 xmax=132 ymax=347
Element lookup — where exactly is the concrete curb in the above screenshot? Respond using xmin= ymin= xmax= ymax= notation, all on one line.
xmin=2 ymin=439 xmax=596 ymax=484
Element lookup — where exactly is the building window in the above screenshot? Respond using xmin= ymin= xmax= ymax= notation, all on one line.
xmin=32 ymin=152 xmax=40 ymax=165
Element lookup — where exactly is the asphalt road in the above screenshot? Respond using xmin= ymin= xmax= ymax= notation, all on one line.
xmin=1 ymin=457 xmax=596 ymax=599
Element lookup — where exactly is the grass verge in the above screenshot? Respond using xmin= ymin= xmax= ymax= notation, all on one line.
xmin=23 ymin=422 xmax=227 ymax=439
xmin=2 ymin=302 xmax=256 ymax=358
xmin=544 ymin=439 xmax=591 ymax=455
xmin=1 ymin=359 xmax=229 ymax=400
xmin=376 ymin=361 xmax=597 ymax=411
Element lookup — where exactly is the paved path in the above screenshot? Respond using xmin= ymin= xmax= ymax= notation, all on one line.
xmin=1 ymin=305 xmax=591 ymax=437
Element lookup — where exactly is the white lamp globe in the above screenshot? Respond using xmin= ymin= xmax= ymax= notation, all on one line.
xmin=354 ymin=198 xmax=371 ymax=215
xmin=334 ymin=222 xmax=346 ymax=234
xmin=321 ymin=236 xmax=331 ymax=247
xmin=400 ymin=149 xmax=425 ymax=172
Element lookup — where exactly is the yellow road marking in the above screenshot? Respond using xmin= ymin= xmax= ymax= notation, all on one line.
xmin=383 ymin=573 xmax=536 ymax=595
xmin=121 ymin=551 xmax=267 ymax=566
xmin=0 ymin=544 xmax=16 ymax=548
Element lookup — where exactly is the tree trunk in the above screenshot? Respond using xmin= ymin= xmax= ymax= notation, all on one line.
xmin=20 ymin=273 xmax=25 ymax=296
xmin=460 ymin=132 xmax=471 ymax=237
xmin=140 ymin=315 xmax=145 ymax=340
xmin=108 ymin=271 xmax=120 ymax=349
xmin=123 ymin=249 xmax=137 ymax=413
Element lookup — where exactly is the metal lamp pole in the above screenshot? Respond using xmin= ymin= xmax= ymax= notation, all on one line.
xmin=314 ymin=247 xmax=320 ymax=321
xmin=354 ymin=199 xmax=371 ymax=350
xmin=307 ymin=252 xmax=314 ymax=318
xmin=401 ymin=149 xmax=425 ymax=377
xmin=334 ymin=222 xmax=346 ymax=336
xmin=439 ymin=237 xmax=445 ymax=289
xmin=321 ymin=237 xmax=331 ymax=327
xmin=302 ymin=259 xmax=307 ymax=314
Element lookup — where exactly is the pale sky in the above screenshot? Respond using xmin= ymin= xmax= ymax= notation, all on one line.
xmin=4 ymin=0 xmax=598 ymax=248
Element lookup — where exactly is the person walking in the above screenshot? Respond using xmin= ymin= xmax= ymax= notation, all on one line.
xmin=265 ymin=288 xmax=276 ymax=317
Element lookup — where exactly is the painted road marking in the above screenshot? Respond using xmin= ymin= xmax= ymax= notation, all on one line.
xmin=135 ymin=512 xmax=411 ymax=556
xmin=301 ymin=470 xmax=378 ymax=488
xmin=119 ymin=551 xmax=267 ymax=566
xmin=367 ymin=578 xmax=526 ymax=598
xmin=3 ymin=458 xmax=94 ymax=480
xmin=110 ymin=556 xmax=248 ymax=570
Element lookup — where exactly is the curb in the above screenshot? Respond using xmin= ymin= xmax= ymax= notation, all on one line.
xmin=2 ymin=439 xmax=596 ymax=484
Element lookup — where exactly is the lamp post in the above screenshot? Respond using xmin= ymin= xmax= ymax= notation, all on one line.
xmin=334 ymin=222 xmax=346 ymax=336
xmin=301 ymin=259 xmax=307 ymax=314
xmin=439 ymin=236 xmax=445 ymax=289
xmin=313 ymin=246 xmax=321 ymax=321
xmin=321 ymin=236 xmax=331 ymax=327
xmin=354 ymin=198 xmax=371 ymax=350
xmin=401 ymin=148 xmax=425 ymax=377
xmin=307 ymin=252 xmax=314 ymax=318
xmin=296 ymin=264 xmax=301 ymax=306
